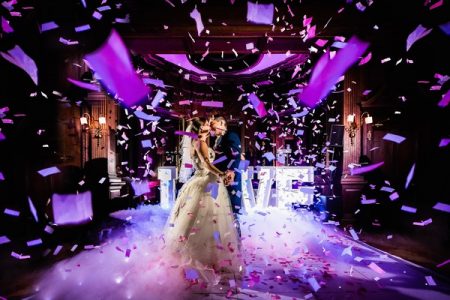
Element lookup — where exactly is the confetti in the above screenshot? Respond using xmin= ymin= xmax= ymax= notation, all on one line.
xmin=383 ymin=133 xmax=406 ymax=144
xmin=84 ymin=29 xmax=150 ymax=106
xmin=190 ymin=7 xmax=204 ymax=36
xmin=432 ymin=202 xmax=450 ymax=213
xmin=406 ymin=24 xmax=432 ymax=51
xmin=299 ymin=36 xmax=369 ymax=108
xmin=246 ymin=1 xmax=274 ymax=25
xmin=1 ymin=45 xmax=38 ymax=85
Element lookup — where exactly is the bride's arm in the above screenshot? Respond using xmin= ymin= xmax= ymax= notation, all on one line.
xmin=196 ymin=140 xmax=226 ymax=177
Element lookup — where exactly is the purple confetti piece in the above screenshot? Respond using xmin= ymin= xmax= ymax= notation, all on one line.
xmin=125 ymin=248 xmax=131 ymax=257
xmin=133 ymin=111 xmax=160 ymax=121
xmin=74 ymin=24 xmax=91 ymax=32
xmin=383 ymin=133 xmax=406 ymax=144
xmin=206 ymin=182 xmax=219 ymax=199
xmin=299 ymin=36 xmax=369 ymax=108
xmin=27 ymin=239 xmax=43 ymax=247
xmin=0 ymin=236 xmax=11 ymax=245
xmin=1 ymin=45 xmax=38 ymax=85
xmin=67 ymin=77 xmax=100 ymax=91
xmin=439 ymin=138 xmax=450 ymax=147
xmin=249 ymin=93 xmax=267 ymax=118
xmin=401 ymin=205 xmax=417 ymax=213
xmin=40 ymin=21 xmax=58 ymax=32
xmin=368 ymin=262 xmax=385 ymax=274
xmin=201 ymin=101 xmax=223 ymax=108
xmin=246 ymin=1 xmax=274 ymax=25
xmin=190 ymin=7 xmax=204 ymax=36
xmin=406 ymin=24 xmax=432 ymax=51
xmin=439 ymin=21 xmax=450 ymax=35
xmin=38 ymin=166 xmax=60 ymax=177
xmin=2 ymin=16 xmax=13 ymax=33
xmin=131 ymin=180 xmax=150 ymax=197
xmin=438 ymin=89 xmax=450 ymax=108
xmin=175 ymin=131 xmax=198 ymax=140
xmin=84 ymin=29 xmax=150 ymax=106
xmin=212 ymin=155 xmax=227 ymax=165
xmin=52 ymin=191 xmax=93 ymax=225
xmin=350 ymin=161 xmax=384 ymax=176
xmin=433 ymin=202 xmax=450 ymax=213
xmin=4 ymin=208 xmax=20 ymax=217
xmin=405 ymin=163 xmax=415 ymax=189
xmin=184 ymin=268 xmax=199 ymax=280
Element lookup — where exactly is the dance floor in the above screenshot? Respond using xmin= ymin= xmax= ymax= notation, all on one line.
xmin=22 ymin=205 xmax=450 ymax=299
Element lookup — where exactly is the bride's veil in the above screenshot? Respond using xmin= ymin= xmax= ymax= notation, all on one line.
xmin=178 ymin=123 xmax=194 ymax=183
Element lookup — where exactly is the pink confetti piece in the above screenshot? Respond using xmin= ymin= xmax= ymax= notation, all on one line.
xmin=315 ymin=39 xmax=328 ymax=47
xmin=433 ymin=202 xmax=450 ymax=213
xmin=190 ymin=7 xmax=204 ymax=36
xmin=381 ymin=57 xmax=391 ymax=63
xmin=4 ymin=208 xmax=20 ymax=217
xmin=401 ymin=205 xmax=417 ymax=213
xmin=359 ymin=52 xmax=372 ymax=65
xmin=40 ymin=21 xmax=58 ymax=32
xmin=178 ymin=100 xmax=191 ymax=105
xmin=67 ymin=77 xmax=101 ymax=92
xmin=38 ymin=166 xmax=60 ymax=177
xmin=246 ymin=1 xmax=274 ymax=25
xmin=368 ymin=262 xmax=385 ymax=274
xmin=1 ymin=45 xmax=38 ymax=85
xmin=351 ymin=161 xmax=384 ymax=175
xmin=201 ymin=101 xmax=223 ymax=108
xmin=428 ymin=0 xmax=443 ymax=10
xmin=437 ymin=259 xmax=450 ymax=268
xmin=299 ymin=36 xmax=369 ymax=108
xmin=1 ymin=16 xmax=13 ymax=33
xmin=406 ymin=24 xmax=432 ymax=51
xmin=438 ymin=89 xmax=450 ymax=107
xmin=383 ymin=133 xmax=406 ymax=144
xmin=84 ymin=29 xmax=150 ymax=106
xmin=175 ymin=131 xmax=198 ymax=139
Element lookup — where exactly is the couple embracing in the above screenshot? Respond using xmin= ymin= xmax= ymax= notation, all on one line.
xmin=164 ymin=116 xmax=244 ymax=283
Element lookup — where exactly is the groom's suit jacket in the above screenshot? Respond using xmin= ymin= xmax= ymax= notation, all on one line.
xmin=213 ymin=131 xmax=242 ymax=213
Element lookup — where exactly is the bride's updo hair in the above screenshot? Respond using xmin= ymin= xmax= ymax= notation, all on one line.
xmin=188 ymin=117 xmax=208 ymax=135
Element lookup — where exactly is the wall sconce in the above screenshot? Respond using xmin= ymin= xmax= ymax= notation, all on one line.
xmin=345 ymin=112 xmax=373 ymax=145
xmin=80 ymin=113 xmax=106 ymax=145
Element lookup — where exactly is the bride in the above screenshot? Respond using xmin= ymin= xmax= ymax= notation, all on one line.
xmin=164 ymin=117 xmax=243 ymax=284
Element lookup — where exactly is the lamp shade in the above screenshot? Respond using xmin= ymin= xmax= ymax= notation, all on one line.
xmin=80 ymin=116 xmax=88 ymax=125
xmin=98 ymin=116 xmax=106 ymax=125
xmin=364 ymin=116 xmax=373 ymax=124
xmin=347 ymin=114 xmax=355 ymax=123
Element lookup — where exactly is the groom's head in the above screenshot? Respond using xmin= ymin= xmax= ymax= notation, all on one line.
xmin=210 ymin=116 xmax=227 ymax=137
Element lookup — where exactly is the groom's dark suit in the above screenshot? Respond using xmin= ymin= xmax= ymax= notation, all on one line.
xmin=213 ymin=130 xmax=242 ymax=214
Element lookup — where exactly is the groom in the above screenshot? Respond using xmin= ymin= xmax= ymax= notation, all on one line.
xmin=210 ymin=116 xmax=243 ymax=231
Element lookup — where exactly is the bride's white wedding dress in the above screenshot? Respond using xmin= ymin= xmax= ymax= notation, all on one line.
xmin=164 ymin=147 xmax=243 ymax=282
